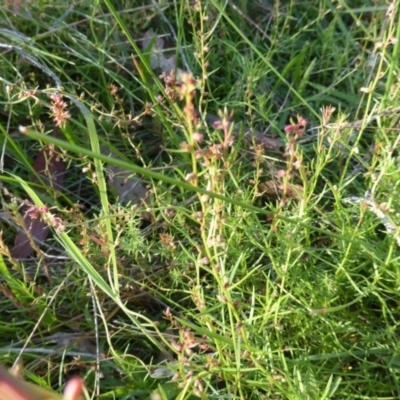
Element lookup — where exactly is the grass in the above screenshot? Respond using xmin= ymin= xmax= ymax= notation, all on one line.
xmin=1 ymin=0 xmax=400 ymax=399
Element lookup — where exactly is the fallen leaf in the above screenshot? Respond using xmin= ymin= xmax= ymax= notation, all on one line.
xmin=141 ymin=30 xmax=185 ymax=79
xmin=11 ymin=137 xmax=66 ymax=259
xmin=40 ymin=331 xmax=97 ymax=354
xmin=259 ymin=180 xmax=304 ymax=200
xmin=107 ymin=165 xmax=149 ymax=206
xmin=204 ymin=113 xmax=283 ymax=150
xmin=258 ymin=180 xmax=279 ymax=197
xmin=142 ymin=30 xmax=177 ymax=75
xmin=11 ymin=213 xmax=49 ymax=259
xmin=102 ymin=148 xmax=151 ymax=220
xmin=32 ymin=146 xmax=66 ymax=190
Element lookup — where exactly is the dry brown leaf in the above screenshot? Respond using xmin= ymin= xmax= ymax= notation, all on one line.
xmin=102 ymin=149 xmax=151 ymax=220
xmin=107 ymin=165 xmax=149 ymax=207
xmin=11 ymin=213 xmax=49 ymax=259
xmin=141 ymin=30 xmax=185 ymax=77
xmin=11 ymin=141 xmax=66 ymax=259
xmin=40 ymin=331 xmax=97 ymax=354
xmin=204 ymin=113 xmax=282 ymax=150
xmin=259 ymin=180 xmax=304 ymax=200
xmin=32 ymin=146 xmax=66 ymax=190
xmin=258 ymin=180 xmax=280 ymax=198
xmin=284 ymin=183 xmax=304 ymax=200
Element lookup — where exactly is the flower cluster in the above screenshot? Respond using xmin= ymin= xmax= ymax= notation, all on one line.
xmin=49 ymin=93 xmax=70 ymax=127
